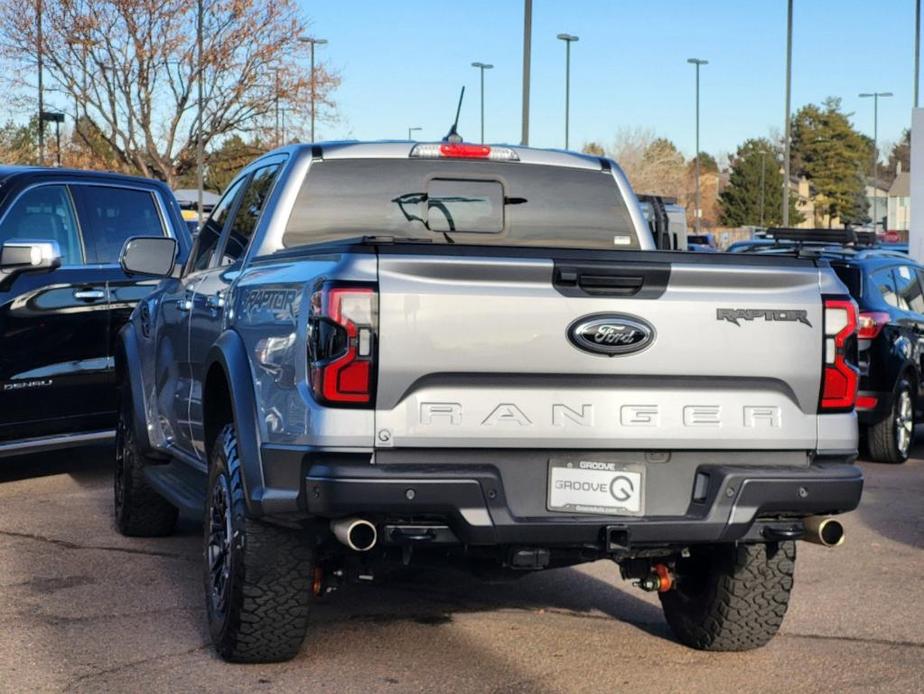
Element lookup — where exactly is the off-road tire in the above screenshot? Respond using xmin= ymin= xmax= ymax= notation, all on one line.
xmin=113 ymin=408 xmax=178 ymax=537
xmin=204 ymin=423 xmax=314 ymax=663
xmin=659 ymin=541 xmax=795 ymax=651
xmin=867 ymin=378 xmax=914 ymax=464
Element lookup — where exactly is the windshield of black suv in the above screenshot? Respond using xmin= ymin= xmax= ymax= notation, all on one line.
xmin=281 ymin=158 xmax=640 ymax=251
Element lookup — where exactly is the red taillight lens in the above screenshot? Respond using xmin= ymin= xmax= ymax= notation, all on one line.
xmin=856 ymin=395 xmax=878 ymax=410
xmin=308 ymin=285 xmax=377 ymax=406
xmin=440 ymin=143 xmax=491 ymax=158
xmin=857 ymin=311 xmax=890 ymax=339
xmin=820 ymin=297 xmax=859 ymax=412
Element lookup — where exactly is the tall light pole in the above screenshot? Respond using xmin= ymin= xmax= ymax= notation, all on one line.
xmin=859 ymin=91 xmax=894 ymax=231
xmin=521 ymin=0 xmax=531 ymax=145
xmin=408 ymin=126 xmax=422 ymax=141
xmin=759 ymin=150 xmax=767 ymax=227
xmin=783 ymin=0 xmax=793 ymax=226
xmin=471 ymin=62 xmax=493 ymax=143
xmin=916 ymin=0 xmax=921 ymax=108
xmin=687 ymin=58 xmax=708 ymax=233
xmin=36 ymin=0 xmax=44 ymax=165
xmin=299 ymin=36 xmax=327 ymax=142
xmin=557 ymin=34 xmax=579 ymax=150
xmin=196 ymin=0 xmax=204 ymax=222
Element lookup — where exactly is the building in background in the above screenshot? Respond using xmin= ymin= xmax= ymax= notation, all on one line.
xmin=888 ymin=167 xmax=911 ymax=231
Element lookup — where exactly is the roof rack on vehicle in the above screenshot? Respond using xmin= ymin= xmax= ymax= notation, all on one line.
xmin=764 ymin=227 xmax=879 ymax=248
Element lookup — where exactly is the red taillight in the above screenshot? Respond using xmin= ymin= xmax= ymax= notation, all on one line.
xmin=856 ymin=395 xmax=878 ymax=410
xmin=308 ymin=285 xmax=377 ymax=406
xmin=820 ymin=297 xmax=859 ymax=412
xmin=857 ymin=311 xmax=890 ymax=339
xmin=440 ymin=143 xmax=491 ymax=158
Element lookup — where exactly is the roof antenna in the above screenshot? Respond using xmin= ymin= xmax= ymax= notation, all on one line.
xmin=442 ymin=86 xmax=465 ymax=143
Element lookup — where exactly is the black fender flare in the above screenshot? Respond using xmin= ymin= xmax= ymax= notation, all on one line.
xmin=115 ymin=324 xmax=155 ymax=457
xmin=205 ymin=331 xmax=266 ymax=516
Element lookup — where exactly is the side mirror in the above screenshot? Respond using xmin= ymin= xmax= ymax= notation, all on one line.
xmin=120 ymin=236 xmax=177 ymax=277
xmin=0 ymin=240 xmax=61 ymax=274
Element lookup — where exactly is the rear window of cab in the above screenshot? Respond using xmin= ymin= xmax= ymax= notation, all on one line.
xmin=281 ymin=159 xmax=639 ymax=251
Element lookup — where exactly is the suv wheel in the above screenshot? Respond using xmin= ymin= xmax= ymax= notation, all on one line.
xmin=867 ymin=378 xmax=914 ymax=464
xmin=659 ymin=541 xmax=795 ymax=651
xmin=205 ymin=423 xmax=314 ymax=663
xmin=114 ymin=407 xmax=178 ymax=537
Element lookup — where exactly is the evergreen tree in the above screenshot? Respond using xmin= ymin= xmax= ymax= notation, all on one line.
xmin=791 ymin=97 xmax=872 ymax=226
xmin=719 ymin=138 xmax=801 ymax=227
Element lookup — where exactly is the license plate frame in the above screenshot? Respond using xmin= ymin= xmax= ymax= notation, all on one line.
xmin=546 ymin=459 xmax=645 ymax=517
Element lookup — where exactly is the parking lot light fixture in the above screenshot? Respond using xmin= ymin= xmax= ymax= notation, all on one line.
xmin=687 ymin=57 xmax=708 ymax=234
xmin=408 ymin=126 xmax=422 ymax=141
xmin=299 ymin=36 xmax=328 ymax=142
xmin=471 ymin=62 xmax=493 ymax=143
xmin=556 ymin=34 xmax=579 ymax=149
xmin=859 ymin=91 xmax=893 ymax=231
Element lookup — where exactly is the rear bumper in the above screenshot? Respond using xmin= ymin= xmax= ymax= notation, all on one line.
xmin=277 ymin=448 xmax=864 ymax=548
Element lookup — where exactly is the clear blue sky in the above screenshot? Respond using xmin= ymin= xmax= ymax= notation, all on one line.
xmin=302 ymin=0 xmax=918 ymax=161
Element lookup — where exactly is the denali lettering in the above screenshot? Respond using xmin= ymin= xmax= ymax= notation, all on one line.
xmin=717 ymin=308 xmax=812 ymax=327
xmin=2 ymin=379 xmax=53 ymax=391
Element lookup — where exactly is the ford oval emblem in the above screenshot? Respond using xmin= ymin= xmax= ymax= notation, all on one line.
xmin=567 ymin=314 xmax=655 ymax=357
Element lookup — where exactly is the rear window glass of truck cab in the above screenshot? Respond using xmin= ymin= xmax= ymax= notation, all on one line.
xmin=282 ymin=159 xmax=639 ymax=250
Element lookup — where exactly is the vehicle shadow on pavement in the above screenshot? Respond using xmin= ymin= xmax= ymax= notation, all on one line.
xmin=0 ymin=443 xmax=675 ymax=678
xmin=313 ymin=562 xmax=672 ymax=643
xmin=0 ymin=444 xmax=114 ymax=485
xmin=854 ymin=431 xmax=924 ymax=550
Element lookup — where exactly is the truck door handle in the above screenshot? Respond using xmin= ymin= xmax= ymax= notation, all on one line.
xmin=577 ymin=274 xmax=644 ymax=296
xmin=73 ymin=289 xmax=105 ymax=302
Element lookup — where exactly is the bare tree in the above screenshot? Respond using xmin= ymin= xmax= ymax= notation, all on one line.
xmin=0 ymin=0 xmax=339 ymax=187
xmin=604 ymin=127 xmax=687 ymax=199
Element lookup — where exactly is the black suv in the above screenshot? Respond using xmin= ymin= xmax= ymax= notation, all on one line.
xmin=828 ymin=250 xmax=924 ymax=462
xmin=745 ymin=230 xmax=920 ymax=463
xmin=0 ymin=167 xmax=190 ymax=458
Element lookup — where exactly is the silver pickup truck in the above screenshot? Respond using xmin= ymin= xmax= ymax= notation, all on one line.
xmin=113 ymin=141 xmax=863 ymax=663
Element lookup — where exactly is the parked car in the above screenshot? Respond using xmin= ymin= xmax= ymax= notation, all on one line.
xmin=741 ymin=229 xmax=920 ymax=462
xmin=0 ymin=167 xmax=191 ymax=457
xmin=686 ymin=232 xmax=717 ymax=252
xmin=114 ymin=142 xmax=861 ymax=662
xmin=636 ymin=194 xmax=688 ymax=250
xmin=726 ymin=238 xmax=785 ymax=253
xmin=821 ymin=250 xmax=923 ymax=462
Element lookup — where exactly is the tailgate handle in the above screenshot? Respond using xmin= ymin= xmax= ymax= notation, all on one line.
xmin=553 ymin=262 xmax=670 ymax=299
xmin=577 ymin=274 xmax=644 ymax=296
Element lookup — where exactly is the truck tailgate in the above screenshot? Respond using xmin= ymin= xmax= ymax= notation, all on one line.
xmin=374 ymin=250 xmax=829 ymax=450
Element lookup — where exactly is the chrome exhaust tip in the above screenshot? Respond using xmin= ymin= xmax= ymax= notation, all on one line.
xmin=330 ymin=518 xmax=378 ymax=552
xmin=803 ymin=516 xmax=845 ymax=548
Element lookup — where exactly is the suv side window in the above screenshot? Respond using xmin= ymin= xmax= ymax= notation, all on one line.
xmin=72 ymin=185 xmax=165 ymax=264
xmin=218 ymin=164 xmax=281 ymax=266
xmin=872 ymin=268 xmax=899 ymax=308
xmin=188 ymin=178 xmax=245 ymax=273
xmin=893 ymin=265 xmax=924 ymax=314
xmin=0 ymin=185 xmax=83 ymax=265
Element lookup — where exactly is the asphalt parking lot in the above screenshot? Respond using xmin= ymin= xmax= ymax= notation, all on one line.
xmin=0 ymin=444 xmax=922 ymax=694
